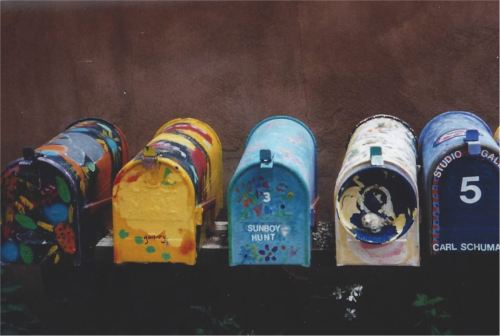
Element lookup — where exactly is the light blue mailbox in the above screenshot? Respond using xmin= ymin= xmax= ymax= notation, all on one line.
xmin=228 ymin=116 xmax=317 ymax=267
xmin=419 ymin=111 xmax=499 ymax=254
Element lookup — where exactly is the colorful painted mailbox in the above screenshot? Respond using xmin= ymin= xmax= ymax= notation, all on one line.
xmin=1 ymin=118 xmax=128 ymax=265
xmin=419 ymin=111 xmax=499 ymax=254
xmin=113 ymin=118 xmax=223 ymax=265
xmin=334 ymin=115 xmax=420 ymax=266
xmin=228 ymin=116 xmax=317 ymax=267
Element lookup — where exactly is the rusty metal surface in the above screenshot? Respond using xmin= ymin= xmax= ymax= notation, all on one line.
xmin=1 ymin=1 xmax=499 ymax=222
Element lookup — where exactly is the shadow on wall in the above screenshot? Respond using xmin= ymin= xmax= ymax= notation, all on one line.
xmin=1 ymin=1 xmax=499 ymax=220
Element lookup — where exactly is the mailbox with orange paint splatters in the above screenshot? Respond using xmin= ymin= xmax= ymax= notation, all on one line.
xmin=1 ymin=118 xmax=128 ymax=266
xmin=112 ymin=118 xmax=223 ymax=265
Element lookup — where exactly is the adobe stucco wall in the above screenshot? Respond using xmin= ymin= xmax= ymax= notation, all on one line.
xmin=1 ymin=1 xmax=498 ymax=220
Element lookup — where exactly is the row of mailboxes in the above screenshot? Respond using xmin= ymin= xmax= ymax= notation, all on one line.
xmin=1 ymin=112 xmax=498 ymax=266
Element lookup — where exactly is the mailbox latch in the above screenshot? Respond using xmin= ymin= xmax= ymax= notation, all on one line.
xmin=260 ymin=149 xmax=273 ymax=169
xmin=464 ymin=129 xmax=480 ymax=156
xmin=370 ymin=146 xmax=384 ymax=166
xmin=142 ymin=145 xmax=158 ymax=169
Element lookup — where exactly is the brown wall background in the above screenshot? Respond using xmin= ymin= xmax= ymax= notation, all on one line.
xmin=1 ymin=1 xmax=498 ymax=220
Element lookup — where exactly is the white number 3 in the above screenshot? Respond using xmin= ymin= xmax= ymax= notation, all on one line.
xmin=460 ymin=176 xmax=482 ymax=204
xmin=262 ymin=192 xmax=271 ymax=203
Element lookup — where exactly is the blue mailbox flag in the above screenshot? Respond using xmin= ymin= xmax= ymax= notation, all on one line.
xmin=228 ymin=116 xmax=317 ymax=266
xmin=419 ymin=111 xmax=499 ymax=253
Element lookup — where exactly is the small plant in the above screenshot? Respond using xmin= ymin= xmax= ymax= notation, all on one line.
xmin=332 ymin=284 xmax=364 ymax=321
xmin=1 ymin=265 xmax=40 ymax=334
xmin=413 ymin=293 xmax=452 ymax=335
xmin=190 ymin=305 xmax=248 ymax=335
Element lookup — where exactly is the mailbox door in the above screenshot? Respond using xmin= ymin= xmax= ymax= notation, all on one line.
xmin=151 ymin=133 xmax=209 ymax=203
xmin=336 ymin=167 xmax=418 ymax=244
xmin=158 ymin=119 xmax=223 ymax=212
xmin=113 ymin=159 xmax=198 ymax=265
xmin=229 ymin=165 xmax=310 ymax=266
xmin=432 ymin=148 xmax=499 ymax=250
xmin=1 ymin=160 xmax=79 ymax=265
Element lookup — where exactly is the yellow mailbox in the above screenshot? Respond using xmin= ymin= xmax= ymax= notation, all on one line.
xmin=112 ymin=118 xmax=222 ymax=265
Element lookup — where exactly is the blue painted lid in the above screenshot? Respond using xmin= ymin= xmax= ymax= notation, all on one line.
xmin=233 ymin=116 xmax=317 ymax=201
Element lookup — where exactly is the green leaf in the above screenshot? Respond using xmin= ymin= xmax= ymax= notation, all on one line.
xmin=431 ymin=325 xmax=441 ymax=335
xmin=56 ymin=176 xmax=71 ymax=203
xmin=413 ymin=293 xmax=429 ymax=307
xmin=427 ymin=296 xmax=444 ymax=306
xmin=439 ymin=311 xmax=451 ymax=319
xmin=15 ymin=214 xmax=37 ymax=230
xmin=1 ymin=284 xmax=22 ymax=294
xmin=3 ymin=303 xmax=25 ymax=312
xmin=429 ymin=307 xmax=437 ymax=317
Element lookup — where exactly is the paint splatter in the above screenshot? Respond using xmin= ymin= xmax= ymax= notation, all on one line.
xmin=1 ymin=241 xmax=19 ymax=263
xmin=56 ymin=176 xmax=71 ymax=203
xmin=119 ymin=229 xmax=129 ymax=239
xmin=15 ymin=213 xmax=37 ymax=230
xmin=37 ymin=221 xmax=54 ymax=232
xmin=161 ymin=168 xmax=176 ymax=186
xmin=161 ymin=252 xmax=171 ymax=261
xmin=180 ymin=237 xmax=195 ymax=254
xmin=43 ymin=203 xmax=68 ymax=224
xmin=134 ymin=236 xmax=144 ymax=244
xmin=46 ymin=245 xmax=58 ymax=257
xmin=19 ymin=196 xmax=34 ymax=210
xmin=146 ymin=246 xmax=156 ymax=253
xmin=126 ymin=173 xmax=141 ymax=183
xmin=19 ymin=243 xmax=33 ymax=264
xmin=54 ymin=224 xmax=76 ymax=254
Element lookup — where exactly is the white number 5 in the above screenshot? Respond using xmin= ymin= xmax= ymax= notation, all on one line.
xmin=460 ymin=176 xmax=481 ymax=204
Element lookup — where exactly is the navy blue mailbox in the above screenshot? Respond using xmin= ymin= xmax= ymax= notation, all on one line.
xmin=419 ymin=111 xmax=499 ymax=253
xmin=228 ymin=116 xmax=317 ymax=266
